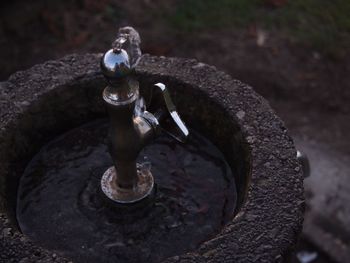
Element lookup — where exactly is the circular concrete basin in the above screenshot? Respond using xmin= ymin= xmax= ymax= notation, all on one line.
xmin=0 ymin=54 xmax=303 ymax=262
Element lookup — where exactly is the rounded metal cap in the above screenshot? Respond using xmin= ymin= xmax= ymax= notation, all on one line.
xmin=100 ymin=49 xmax=131 ymax=79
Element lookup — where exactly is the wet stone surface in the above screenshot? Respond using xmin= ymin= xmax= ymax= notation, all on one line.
xmin=16 ymin=119 xmax=236 ymax=263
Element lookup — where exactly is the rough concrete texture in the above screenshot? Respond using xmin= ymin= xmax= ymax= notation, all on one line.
xmin=271 ymin=102 xmax=350 ymax=262
xmin=0 ymin=54 xmax=304 ymax=262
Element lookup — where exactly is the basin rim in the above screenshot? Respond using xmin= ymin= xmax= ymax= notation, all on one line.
xmin=0 ymin=53 xmax=304 ymax=263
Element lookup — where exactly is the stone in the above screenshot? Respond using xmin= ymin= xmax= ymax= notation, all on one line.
xmin=0 ymin=54 xmax=303 ymax=263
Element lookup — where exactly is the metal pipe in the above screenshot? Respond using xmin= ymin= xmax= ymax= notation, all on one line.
xmin=100 ymin=27 xmax=188 ymax=205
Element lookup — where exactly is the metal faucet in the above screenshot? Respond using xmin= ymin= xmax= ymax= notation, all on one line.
xmin=100 ymin=27 xmax=189 ymax=204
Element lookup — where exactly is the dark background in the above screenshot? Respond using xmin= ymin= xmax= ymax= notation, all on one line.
xmin=1 ymin=0 xmax=349 ymax=262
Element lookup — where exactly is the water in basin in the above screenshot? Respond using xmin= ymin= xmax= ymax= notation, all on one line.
xmin=16 ymin=119 xmax=237 ymax=263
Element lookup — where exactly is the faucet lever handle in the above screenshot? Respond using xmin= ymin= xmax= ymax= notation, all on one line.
xmin=152 ymin=83 xmax=189 ymax=143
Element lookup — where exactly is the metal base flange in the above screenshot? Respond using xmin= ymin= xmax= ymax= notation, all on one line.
xmin=101 ymin=165 xmax=154 ymax=204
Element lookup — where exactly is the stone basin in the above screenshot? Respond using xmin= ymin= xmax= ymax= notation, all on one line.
xmin=0 ymin=54 xmax=304 ymax=262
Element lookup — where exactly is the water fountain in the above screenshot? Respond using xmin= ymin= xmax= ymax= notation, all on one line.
xmin=0 ymin=27 xmax=304 ymax=262
xmin=99 ymin=27 xmax=189 ymax=205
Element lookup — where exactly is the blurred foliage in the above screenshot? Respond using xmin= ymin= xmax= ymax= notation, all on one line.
xmin=169 ymin=0 xmax=350 ymax=56
xmin=169 ymin=0 xmax=259 ymax=29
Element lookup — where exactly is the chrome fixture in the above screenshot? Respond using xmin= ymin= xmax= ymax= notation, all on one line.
xmin=100 ymin=27 xmax=189 ymax=204
xmin=297 ymin=150 xmax=310 ymax=178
